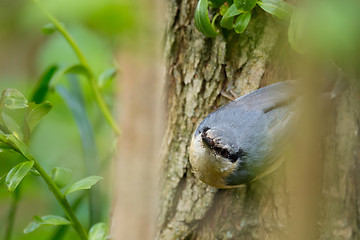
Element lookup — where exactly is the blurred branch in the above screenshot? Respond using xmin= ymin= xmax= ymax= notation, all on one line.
xmin=4 ymin=186 xmax=20 ymax=240
xmin=56 ymin=75 xmax=102 ymax=225
xmin=51 ymin=192 xmax=88 ymax=240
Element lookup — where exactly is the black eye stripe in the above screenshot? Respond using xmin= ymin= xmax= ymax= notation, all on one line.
xmin=201 ymin=128 xmax=247 ymax=163
xmin=214 ymin=146 xmax=236 ymax=162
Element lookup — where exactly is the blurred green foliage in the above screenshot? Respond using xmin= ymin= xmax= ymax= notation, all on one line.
xmin=288 ymin=0 xmax=360 ymax=62
xmin=0 ymin=0 xmax=150 ymax=239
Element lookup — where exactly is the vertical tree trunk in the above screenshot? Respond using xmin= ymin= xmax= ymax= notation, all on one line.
xmin=318 ymin=76 xmax=360 ymax=240
xmin=156 ymin=0 xmax=360 ymax=239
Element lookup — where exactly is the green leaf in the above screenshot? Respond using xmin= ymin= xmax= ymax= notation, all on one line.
xmin=38 ymin=215 xmax=71 ymax=225
xmin=234 ymin=12 xmax=251 ymax=34
xmin=24 ymin=215 xmax=71 ymax=234
xmin=6 ymin=161 xmax=34 ymax=191
xmin=222 ymin=4 xmax=242 ymax=18
xmin=24 ymin=221 xmax=41 ymax=234
xmin=49 ymin=64 xmax=90 ymax=89
xmin=0 ymin=134 xmax=32 ymax=157
xmin=219 ymin=4 xmax=229 ymax=16
xmin=65 ymin=176 xmax=103 ymax=195
xmin=31 ymin=65 xmax=58 ymax=103
xmin=257 ymin=0 xmax=292 ymax=19
xmin=25 ymin=102 xmax=52 ymax=132
xmin=98 ymin=68 xmax=117 ymax=88
xmin=41 ymin=23 xmax=57 ymax=35
xmin=195 ymin=0 xmax=219 ymax=38
xmin=23 ymin=101 xmax=52 ymax=144
xmin=1 ymin=89 xmax=28 ymax=110
xmin=33 ymin=215 xmax=44 ymax=224
xmin=89 ymin=222 xmax=109 ymax=240
xmin=220 ymin=4 xmax=241 ymax=30
xmin=51 ymin=167 xmax=73 ymax=189
xmin=0 ymin=89 xmax=29 ymax=138
xmin=1 ymin=111 xmax=24 ymax=139
xmin=220 ymin=15 xmax=234 ymax=30
xmin=234 ymin=0 xmax=256 ymax=12
xmin=29 ymin=169 xmax=40 ymax=176
xmin=0 ymin=89 xmax=26 ymax=139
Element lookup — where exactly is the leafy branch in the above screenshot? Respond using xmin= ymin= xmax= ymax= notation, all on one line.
xmin=195 ymin=0 xmax=292 ymax=38
xmin=31 ymin=0 xmax=120 ymax=135
xmin=0 ymin=89 xmax=107 ymax=240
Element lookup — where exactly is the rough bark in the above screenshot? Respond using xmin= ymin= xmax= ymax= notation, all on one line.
xmin=318 ymin=77 xmax=360 ymax=240
xmin=156 ymin=0 xmax=360 ymax=239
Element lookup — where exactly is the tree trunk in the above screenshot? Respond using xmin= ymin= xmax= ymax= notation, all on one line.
xmin=156 ymin=1 xmax=360 ymax=240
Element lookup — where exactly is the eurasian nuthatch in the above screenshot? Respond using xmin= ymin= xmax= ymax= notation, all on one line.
xmin=189 ymin=81 xmax=299 ymax=188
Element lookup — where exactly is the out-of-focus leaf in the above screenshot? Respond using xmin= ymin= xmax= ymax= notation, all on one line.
xmin=51 ymin=167 xmax=73 ymax=189
xmin=288 ymin=9 xmax=305 ymax=54
xmin=24 ymin=221 xmax=41 ymax=234
xmin=31 ymin=65 xmax=58 ymax=103
xmin=65 ymin=176 xmax=103 ymax=195
xmin=257 ymin=0 xmax=291 ymax=19
xmin=209 ymin=0 xmax=226 ymax=8
xmin=219 ymin=4 xmax=229 ymax=16
xmin=56 ymin=77 xmax=97 ymax=171
xmin=41 ymin=23 xmax=57 ymax=35
xmin=25 ymin=102 xmax=52 ymax=132
xmin=5 ymin=161 xmax=34 ymax=191
xmin=0 ymin=173 xmax=7 ymax=185
xmin=24 ymin=215 xmax=71 ymax=234
xmin=220 ymin=4 xmax=241 ymax=29
xmin=89 ymin=222 xmax=108 ymax=240
xmin=36 ymin=215 xmax=71 ymax=225
xmin=234 ymin=12 xmax=251 ymax=34
xmin=49 ymin=64 xmax=90 ymax=89
xmin=234 ymin=0 xmax=256 ymax=12
xmin=29 ymin=169 xmax=40 ymax=176
xmin=1 ymin=89 xmax=28 ymax=110
xmin=195 ymin=0 xmax=219 ymax=38
xmin=33 ymin=215 xmax=44 ymax=224
xmin=0 ymin=142 xmax=14 ymax=153
xmin=0 ymin=120 xmax=9 ymax=134
xmin=1 ymin=111 xmax=24 ymax=140
xmin=87 ymin=3 xmax=138 ymax=36
xmin=98 ymin=68 xmax=117 ymax=88
xmin=57 ymin=75 xmax=101 ymax=224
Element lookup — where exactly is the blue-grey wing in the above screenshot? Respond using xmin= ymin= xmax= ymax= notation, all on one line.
xmin=222 ymin=81 xmax=297 ymax=184
xmin=231 ymin=80 xmax=298 ymax=112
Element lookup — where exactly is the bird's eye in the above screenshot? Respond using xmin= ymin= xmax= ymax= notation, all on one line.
xmin=199 ymin=126 xmax=210 ymax=135
xmin=202 ymin=127 xmax=210 ymax=132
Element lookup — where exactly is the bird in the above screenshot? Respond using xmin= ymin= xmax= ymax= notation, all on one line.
xmin=189 ymin=81 xmax=301 ymax=188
